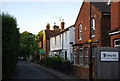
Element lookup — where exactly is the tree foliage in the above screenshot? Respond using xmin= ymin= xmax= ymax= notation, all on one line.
xmin=35 ymin=30 xmax=43 ymax=40
xmin=19 ymin=31 xmax=38 ymax=59
xmin=2 ymin=13 xmax=19 ymax=79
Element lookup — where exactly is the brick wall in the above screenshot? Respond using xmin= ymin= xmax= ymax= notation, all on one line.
xmin=75 ymin=2 xmax=90 ymax=44
xmin=43 ymin=31 xmax=47 ymax=56
xmin=110 ymin=2 xmax=120 ymax=47
xmin=111 ymin=2 xmax=120 ymax=30
xmin=72 ymin=65 xmax=89 ymax=79
xmin=73 ymin=2 xmax=111 ymax=79
xmin=75 ymin=2 xmax=110 ymax=46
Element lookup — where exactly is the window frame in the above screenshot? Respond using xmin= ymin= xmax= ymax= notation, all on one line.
xmin=92 ymin=47 xmax=96 ymax=57
xmin=85 ymin=48 xmax=89 ymax=66
xmin=79 ymin=24 xmax=82 ymax=40
xmin=114 ymin=39 xmax=120 ymax=47
xmin=91 ymin=18 xmax=95 ymax=38
xmin=74 ymin=49 xmax=77 ymax=64
xmin=79 ymin=48 xmax=84 ymax=65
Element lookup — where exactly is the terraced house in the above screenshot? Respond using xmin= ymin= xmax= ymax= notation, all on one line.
xmin=43 ymin=23 xmax=60 ymax=57
xmin=72 ymin=1 xmax=111 ymax=79
xmin=49 ymin=24 xmax=75 ymax=62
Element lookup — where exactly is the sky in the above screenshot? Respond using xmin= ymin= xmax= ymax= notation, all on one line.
xmin=2 ymin=0 xmax=83 ymax=35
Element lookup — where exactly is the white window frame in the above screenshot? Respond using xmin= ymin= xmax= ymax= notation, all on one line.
xmin=85 ymin=48 xmax=89 ymax=66
xmin=79 ymin=48 xmax=84 ymax=65
xmin=79 ymin=24 xmax=82 ymax=40
xmin=74 ymin=49 xmax=77 ymax=64
xmin=91 ymin=18 xmax=95 ymax=38
xmin=114 ymin=39 xmax=120 ymax=47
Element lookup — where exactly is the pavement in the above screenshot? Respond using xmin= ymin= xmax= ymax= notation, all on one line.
xmin=31 ymin=62 xmax=80 ymax=80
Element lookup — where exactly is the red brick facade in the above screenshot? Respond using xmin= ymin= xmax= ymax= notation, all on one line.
xmin=72 ymin=2 xmax=111 ymax=79
xmin=110 ymin=1 xmax=120 ymax=47
xmin=38 ymin=37 xmax=43 ymax=48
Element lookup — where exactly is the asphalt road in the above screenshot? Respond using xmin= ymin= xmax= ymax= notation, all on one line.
xmin=12 ymin=61 xmax=58 ymax=79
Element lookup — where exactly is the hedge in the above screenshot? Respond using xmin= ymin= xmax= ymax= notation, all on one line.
xmin=2 ymin=13 xmax=19 ymax=79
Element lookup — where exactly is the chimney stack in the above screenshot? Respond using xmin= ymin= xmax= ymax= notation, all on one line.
xmin=61 ymin=19 xmax=65 ymax=31
xmin=53 ymin=22 xmax=60 ymax=31
xmin=46 ymin=23 xmax=50 ymax=30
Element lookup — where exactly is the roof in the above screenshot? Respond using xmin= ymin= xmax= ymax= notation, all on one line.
xmin=75 ymin=1 xmax=110 ymax=26
xmin=92 ymin=2 xmax=110 ymax=13
xmin=50 ymin=25 xmax=75 ymax=37
xmin=45 ymin=30 xmax=60 ymax=39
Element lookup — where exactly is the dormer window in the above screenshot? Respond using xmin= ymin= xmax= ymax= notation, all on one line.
xmin=91 ymin=18 xmax=95 ymax=38
xmin=79 ymin=24 xmax=82 ymax=40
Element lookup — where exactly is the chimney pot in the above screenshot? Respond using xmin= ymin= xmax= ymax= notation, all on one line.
xmin=53 ymin=22 xmax=59 ymax=31
xmin=46 ymin=23 xmax=50 ymax=30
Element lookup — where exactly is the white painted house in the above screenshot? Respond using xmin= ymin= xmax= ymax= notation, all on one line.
xmin=49 ymin=25 xmax=75 ymax=62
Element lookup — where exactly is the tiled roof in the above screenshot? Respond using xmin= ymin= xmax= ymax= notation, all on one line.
xmin=45 ymin=30 xmax=60 ymax=39
xmin=50 ymin=25 xmax=75 ymax=37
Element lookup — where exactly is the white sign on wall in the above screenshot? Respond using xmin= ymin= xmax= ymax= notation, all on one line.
xmin=101 ymin=51 xmax=119 ymax=61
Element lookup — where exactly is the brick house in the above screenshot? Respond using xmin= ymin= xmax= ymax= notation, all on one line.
xmin=43 ymin=23 xmax=60 ymax=57
xmin=72 ymin=1 xmax=111 ymax=79
xmin=109 ymin=1 xmax=120 ymax=47
xmin=37 ymin=37 xmax=44 ymax=59
xmin=38 ymin=37 xmax=43 ymax=48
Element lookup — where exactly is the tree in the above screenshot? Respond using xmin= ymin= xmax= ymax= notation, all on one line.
xmin=35 ymin=30 xmax=43 ymax=40
xmin=2 ymin=13 xmax=19 ymax=79
xmin=19 ymin=31 xmax=38 ymax=59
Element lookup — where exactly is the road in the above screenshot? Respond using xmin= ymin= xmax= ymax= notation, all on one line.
xmin=12 ymin=61 xmax=58 ymax=79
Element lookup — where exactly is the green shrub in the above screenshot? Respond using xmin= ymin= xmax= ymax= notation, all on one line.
xmin=42 ymin=56 xmax=72 ymax=74
xmin=43 ymin=56 xmax=62 ymax=67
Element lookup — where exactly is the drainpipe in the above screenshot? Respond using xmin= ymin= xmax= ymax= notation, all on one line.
xmin=89 ymin=1 xmax=93 ymax=81
xmin=62 ymin=33 xmax=64 ymax=60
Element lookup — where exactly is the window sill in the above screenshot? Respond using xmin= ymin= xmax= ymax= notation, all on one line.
xmin=83 ymin=65 xmax=89 ymax=68
xmin=79 ymin=38 xmax=82 ymax=40
xmin=91 ymin=35 xmax=95 ymax=38
xmin=80 ymin=64 xmax=84 ymax=66
xmin=73 ymin=64 xmax=81 ymax=66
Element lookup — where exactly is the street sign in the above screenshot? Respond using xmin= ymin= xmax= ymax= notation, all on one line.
xmin=39 ymin=49 xmax=44 ymax=54
xmin=101 ymin=51 xmax=119 ymax=61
